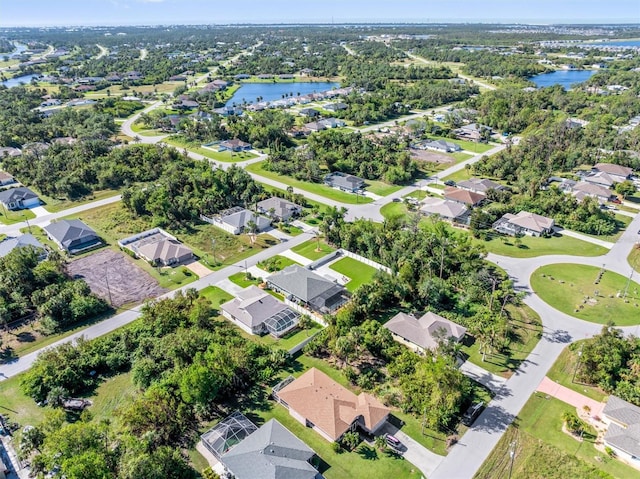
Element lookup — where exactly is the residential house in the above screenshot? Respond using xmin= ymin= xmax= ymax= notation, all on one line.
xmin=419 ymin=198 xmax=470 ymax=224
xmin=267 ymin=265 xmax=350 ymax=314
xmin=299 ymin=108 xmax=320 ymax=118
xmin=234 ymin=74 xmax=251 ymax=80
xmin=0 ymin=187 xmax=40 ymax=210
xmin=220 ymin=285 xmax=300 ymax=337
xmin=274 ymin=368 xmax=390 ymax=442
xmin=602 ymin=395 xmax=640 ymax=468
xmin=257 ymin=197 xmax=302 ymax=221
xmin=324 ymin=102 xmax=348 ymax=111
xmin=492 ymin=211 xmax=555 ymax=237
xmin=210 ymin=208 xmax=271 ymax=235
xmin=175 ymin=99 xmax=199 ymax=109
xmin=443 ymin=186 xmax=485 ymax=206
xmin=218 ymin=139 xmax=252 ymax=152
xmin=583 ymin=171 xmax=616 ymax=188
xmin=0 ymin=172 xmax=15 ymax=186
xmin=0 ymin=234 xmax=47 ymax=260
xmin=454 ymin=123 xmax=492 ymax=142
xmin=571 ymin=181 xmax=613 ymax=204
xmin=318 ymin=118 xmax=345 ymax=129
xmin=384 ymin=311 xmax=467 ymax=353
xmin=220 ymin=419 xmax=322 ymax=479
xmin=201 ymin=412 xmax=259 ymax=459
xmin=0 ymin=147 xmax=21 ymax=158
xmin=304 ymin=121 xmax=325 ymax=133
xmin=137 ymin=238 xmax=193 ymax=266
xmin=565 ymin=117 xmax=589 ymax=129
xmin=44 ymin=219 xmax=102 ymax=254
xmin=420 ymin=139 xmax=462 ymax=153
xmin=324 ymin=172 xmax=365 ymax=193
xmin=593 ymin=163 xmax=633 ymax=183
xmin=457 ymin=178 xmax=505 ymax=194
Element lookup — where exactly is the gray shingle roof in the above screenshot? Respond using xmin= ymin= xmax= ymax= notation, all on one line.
xmin=603 ymin=395 xmax=640 ymax=427
xmin=257 ymin=197 xmax=301 ymax=219
xmin=267 ymin=265 xmax=345 ymax=306
xmin=0 ymin=234 xmax=44 ymax=258
xmin=220 ymin=286 xmax=298 ymax=329
xmin=221 ymin=209 xmax=271 ymax=230
xmin=44 ymin=219 xmax=99 ymax=250
xmin=221 ymin=419 xmax=318 ymax=479
xmin=137 ymin=238 xmax=192 ymax=264
xmin=0 ymin=187 xmax=38 ymax=204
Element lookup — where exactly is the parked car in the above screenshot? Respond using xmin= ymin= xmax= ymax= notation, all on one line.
xmin=444 ymin=180 xmax=456 ymax=186
xmin=611 ymin=198 xmax=622 ymax=204
xmin=461 ymin=402 xmax=484 ymax=426
xmin=385 ymin=434 xmax=403 ymax=451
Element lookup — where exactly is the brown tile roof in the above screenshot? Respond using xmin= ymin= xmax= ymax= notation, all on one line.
xmin=277 ymin=368 xmax=389 ymax=441
xmin=444 ymin=187 xmax=486 ymax=205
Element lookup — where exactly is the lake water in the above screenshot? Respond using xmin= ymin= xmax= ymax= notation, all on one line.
xmin=225 ymin=81 xmax=339 ymax=106
xmin=588 ymin=39 xmax=640 ymax=48
xmin=529 ymin=70 xmax=596 ymax=90
xmin=2 ymin=73 xmax=40 ymax=88
xmin=1 ymin=42 xmax=27 ymax=58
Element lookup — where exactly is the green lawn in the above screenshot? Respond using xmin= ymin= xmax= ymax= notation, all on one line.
xmin=90 ymin=371 xmax=137 ymax=423
xmin=0 ymin=374 xmax=47 ymax=427
xmin=291 ymin=239 xmax=336 ymax=260
xmin=448 ymin=151 xmax=474 ymax=162
xmin=629 ymin=246 xmax=640 ymax=273
xmin=460 ymin=304 xmax=542 ymax=378
xmin=166 ymin=137 xmax=258 ymax=162
xmin=258 ymin=254 xmax=300 ymax=272
xmin=130 ymin=123 xmax=166 ymax=137
xmin=32 ymin=188 xmax=120 ymax=214
xmin=250 ymin=322 xmax=324 ymax=351
xmin=403 ymin=190 xmax=428 ymax=201
xmin=530 ymin=264 xmax=640 ymax=325
xmin=329 ymin=257 xmax=378 ymax=292
xmin=380 ymin=201 xmax=409 ymax=220
xmin=245 ymin=162 xmax=373 ymax=205
xmin=364 ymin=180 xmax=403 ymax=196
xmin=277 ymin=223 xmax=303 ymax=236
xmin=546 ymin=343 xmax=607 ymax=402
xmin=200 ymin=286 xmax=233 ymax=309
xmin=0 ymin=207 xmax=35 ymax=225
xmin=440 ymin=168 xmax=474 ymax=184
xmin=476 ymin=233 xmax=608 ymax=258
xmin=229 ymin=271 xmax=261 ymax=288
xmin=429 ymin=136 xmax=494 ymax=153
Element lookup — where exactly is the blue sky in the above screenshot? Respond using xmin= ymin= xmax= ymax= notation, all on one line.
xmin=1 ymin=0 xmax=639 ymax=26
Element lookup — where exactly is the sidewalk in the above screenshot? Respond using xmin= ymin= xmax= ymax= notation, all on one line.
xmin=553 ymin=227 xmax=614 ymax=249
xmin=279 ymin=249 xmax=313 ymax=266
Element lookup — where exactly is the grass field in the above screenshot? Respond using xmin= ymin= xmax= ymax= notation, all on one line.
xmin=199 ymin=286 xmax=233 ymax=310
xmin=130 ymin=123 xmax=167 ymax=137
xmin=257 ymin=254 xmax=299 ymax=272
xmin=449 ymin=151 xmax=474 ymax=162
xmin=429 ymin=136 xmax=494 ymax=153
xmin=440 ymin=168 xmax=474 ymax=184
xmin=477 ymin=233 xmax=608 ymax=258
xmin=329 ymin=257 xmax=378 ymax=292
xmin=165 ymin=137 xmax=258 ymax=162
xmin=460 ymin=304 xmax=542 ymax=378
xmin=629 ymin=246 xmax=640 ymax=273
xmin=291 ymin=239 xmax=336 ymax=260
xmin=229 ymin=271 xmax=261 ymax=288
xmin=245 ymin=161 xmax=373 ymax=205
xmin=364 ymin=180 xmax=403 ymax=196
xmin=530 ymin=264 xmax=640 ymax=325
xmin=380 ymin=201 xmax=410 ymax=220
xmin=0 ymin=207 xmax=35 ymax=225
xmin=546 ymin=342 xmax=607 ymax=402
xmin=32 ymin=188 xmax=120 ymax=214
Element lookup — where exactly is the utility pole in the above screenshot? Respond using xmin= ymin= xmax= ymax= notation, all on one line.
xmin=508 ymin=440 xmax=517 ymax=479
xmin=623 ymin=269 xmax=634 ymax=300
xmin=211 ymin=238 xmax=216 ymax=266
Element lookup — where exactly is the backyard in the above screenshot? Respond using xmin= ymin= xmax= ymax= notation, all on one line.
xmin=477 ymin=233 xmax=609 ymax=258
xmin=530 ymin=264 xmax=640 ymax=325
xmin=245 ymin=161 xmax=373 ymax=205
xmin=329 ymin=257 xmax=379 ymax=292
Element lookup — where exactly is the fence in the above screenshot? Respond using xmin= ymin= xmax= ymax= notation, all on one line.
xmin=284 ymin=298 xmax=327 ymax=326
xmin=337 ymin=249 xmax=392 ymax=274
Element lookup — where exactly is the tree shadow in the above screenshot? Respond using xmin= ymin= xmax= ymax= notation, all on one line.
xmin=356 ymin=444 xmax=379 ymax=461
xmin=543 ymin=328 xmax=572 ymax=344
xmin=0 ymin=346 xmax=17 ymax=365
xmin=464 ymin=404 xmax=515 ymax=434
xmin=15 ymin=331 xmax=36 ymax=343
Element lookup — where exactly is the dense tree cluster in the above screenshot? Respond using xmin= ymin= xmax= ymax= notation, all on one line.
xmin=265 ymin=129 xmax=417 ymax=184
xmin=0 ymin=247 xmax=108 ymax=333
xmin=576 ymin=324 xmax=640 ymax=406
xmin=20 ymin=292 xmax=288 ymax=478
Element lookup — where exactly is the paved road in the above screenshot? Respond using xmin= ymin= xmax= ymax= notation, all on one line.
xmin=405 ymin=52 xmax=497 ymax=91
xmin=95 ymin=44 xmax=108 ymax=59
xmin=0 ymin=231 xmax=315 ymax=380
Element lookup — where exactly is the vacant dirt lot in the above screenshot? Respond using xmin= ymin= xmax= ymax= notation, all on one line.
xmin=66 ymin=249 xmax=167 ymax=308
xmin=409 ymin=148 xmax=454 ymax=164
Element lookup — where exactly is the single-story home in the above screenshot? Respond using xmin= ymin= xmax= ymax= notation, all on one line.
xmin=421 ymin=139 xmax=462 ymax=153
xmin=420 ymin=197 xmax=469 ymax=224
xmin=304 ymin=121 xmax=325 ymax=132
xmin=454 ymin=123 xmax=492 ymax=142
xmin=324 ymin=172 xmax=365 ymax=193
xmin=299 ymin=108 xmax=320 ymax=118
xmin=221 ymin=285 xmax=300 ymax=337
xmin=324 ymin=102 xmax=348 ymax=111
xmin=0 ymin=234 xmax=47 ymax=260
xmin=44 ymin=219 xmax=102 ymax=254
xmin=211 ymin=208 xmax=271 ymax=235
xmin=384 ymin=311 xmax=467 ymax=353
xmin=256 ymin=197 xmax=302 ymax=221
xmin=593 ymin=162 xmax=633 ymax=183
xmin=0 ymin=147 xmax=21 ymax=157
xmin=267 ymin=265 xmax=350 ymax=314
xmin=201 ymin=412 xmax=259 ymax=459
xmin=0 ymin=187 xmax=40 ymax=211
xmin=0 ymin=172 xmax=16 ymax=186
xmin=602 ymin=395 xmax=640 ymax=468
xmin=583 ymin=171 xmax=616 ymax=188
xmin=318 ymin=118 xmax=345 ymax=129
xmin=221 ymin=419 xmax=321 ymax=479
xmin=493 ymin=211 xmax=555 ymax=237
xmin=274 ymin=368 xmax=390 ymax=442
xmin=218 ymin=139 xmax=252 ymax=152
xmin=443 ymin=186 xmax=486 ymax=206
xmin=118 ymin=228 xmax=193 ymax=267
xmin=571 ymin=181 xmax=613 ymax=204
xmin=457 ymin=178 xmax=505 ymax=194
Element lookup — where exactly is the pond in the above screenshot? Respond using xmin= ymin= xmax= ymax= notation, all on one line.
xmin=225 ymin=81 xmax=339 ymax=106
xmin=529 ymin=70 xmax=596 ymax=90
xmin=2 ymin=73 xmax=41 ymax=88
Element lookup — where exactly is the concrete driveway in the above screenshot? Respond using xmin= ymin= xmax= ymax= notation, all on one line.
xmin=379 ymin=421 xmax=444 ymax=478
